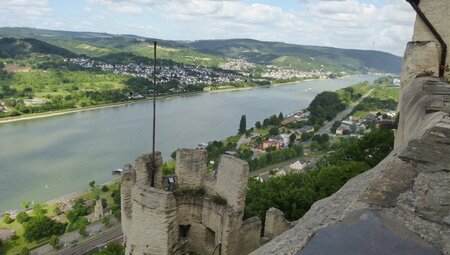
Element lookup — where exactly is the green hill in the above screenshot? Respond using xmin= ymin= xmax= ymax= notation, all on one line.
xmin=0 ymin=37 xmax=76 ymax=58
xmin=0 ymin=27 xmax=402 ymax=73
xmin=189 ymin=39 xmax=401 ymax=73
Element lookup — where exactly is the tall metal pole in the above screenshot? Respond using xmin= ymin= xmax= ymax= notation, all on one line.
xmin=151 ymin=41 xmax=157 ymax=187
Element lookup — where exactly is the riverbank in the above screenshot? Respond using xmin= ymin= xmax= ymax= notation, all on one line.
xmin=0 ymin=77 xmax=332 ymax=125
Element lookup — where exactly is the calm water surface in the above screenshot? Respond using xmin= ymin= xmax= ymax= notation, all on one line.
xmin=0 ymin=75 xmax=378 ymax=212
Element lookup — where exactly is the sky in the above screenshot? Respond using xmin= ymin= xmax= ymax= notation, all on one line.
xmin=0 ymin=0 xmax=416 ymax=56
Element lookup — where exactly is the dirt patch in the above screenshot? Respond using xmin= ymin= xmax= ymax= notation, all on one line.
xmin=3 ymin=64 xmax=31 ymax=73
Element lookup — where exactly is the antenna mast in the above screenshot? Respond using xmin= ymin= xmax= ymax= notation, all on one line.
xmin=151 ymin=41 xmax=157 ymax=187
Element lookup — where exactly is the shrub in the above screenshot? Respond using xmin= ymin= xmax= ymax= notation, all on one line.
xmin=211 ymin=194 xmax=227 ymax=206
xmin=2 ymin=215 xmax=13 ymax=224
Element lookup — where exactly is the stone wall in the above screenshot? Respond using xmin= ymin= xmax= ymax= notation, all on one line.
xmin=175 ymin=149 xmax=207 ymax=189
xmin=399 ymin=0 xmax=449 ymax=128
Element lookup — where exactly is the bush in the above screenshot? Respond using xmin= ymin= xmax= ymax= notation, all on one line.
xmin=101 ymin=185 xmax=109 ymax=192
xmin=2 ymin=215 xmax=13 ymax=224
xmin=174 ymin=187 xmax=206 ymax=198
xmin=211 ymin=194 xmax=227 ymax=206
xmin=16 ymin=211 xmax=30 ymax=224
xmin=19 ymin=247 xmax=30 ymax=255
xmin=23 ymin=216 xmax=66 ymax=242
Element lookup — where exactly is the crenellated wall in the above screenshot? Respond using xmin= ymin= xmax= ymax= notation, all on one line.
xmin=121 ymin=148 xmax=294 ymax=255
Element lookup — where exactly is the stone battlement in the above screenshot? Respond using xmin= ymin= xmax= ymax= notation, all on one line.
xmin=121 ymin=148 xmax=293 ymax=255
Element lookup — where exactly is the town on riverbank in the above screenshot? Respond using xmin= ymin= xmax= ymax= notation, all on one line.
xmin=0 ymin=76 xmax=399 ymax=255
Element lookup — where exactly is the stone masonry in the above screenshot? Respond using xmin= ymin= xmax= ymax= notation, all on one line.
xmin=121 ymin=149 xmax=294 ymax=255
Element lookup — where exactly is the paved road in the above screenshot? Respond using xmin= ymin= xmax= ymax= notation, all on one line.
xmin=56 ymin=225 xmax=122 ymax=255
xmin=315 ymin=89 xmax=374 ymax=135
xmin=32 ymin=219 xmax=118 ymax=255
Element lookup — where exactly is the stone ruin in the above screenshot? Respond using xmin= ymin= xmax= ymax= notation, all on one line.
xmin=121 ymin=149 xmax=295 ymax=255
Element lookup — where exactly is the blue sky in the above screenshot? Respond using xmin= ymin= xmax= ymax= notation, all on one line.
xmin=0 ymin=0 xmax=416 ymax=56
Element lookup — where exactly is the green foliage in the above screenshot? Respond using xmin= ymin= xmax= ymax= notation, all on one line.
xmin=49 ymin=235 xmax=60 ymax=249
xmin=238 ymin=114 xmax=247 ymax=134
xmin=308 ymin=91 xmax=346 ymax=125
xmin=101 ymin=185 xmax=109 ymax=192
xmin=325 ymin=129 xmax=395 ymax=167
xmin=245 ymin=129 xmax=394 ymax=224
xmin=89 ymin=181 xmax=96 ymax=189
xmin=206 ymin=140 xmax=237 ymax=163
xmin=67 ymin=198 xmax=91 ymax=231
xmin=2 ymin=215 xmax=13 ymax=224
xmin=268 ymin=127 xmax=279 ymax=136
xmin=255 ymin=121 xmax=262 ymax=129
xmin=32 ymin=203 xmax=47 ymax=216
xmin=211 ymin=194 xmax=227 ymax=206
xmin=0 ymin=38 xmax=76 ymax=58
xmin=102 ymin=216 xmax=111 ymax=226
xmin=16 ymin=212 xmax=30 ymax=224
xmin=162 ymin=161 xmax=176 ymax=176
xmin=23 ymin=216 xmax=66 ymax=242
xmin=245 ymin=161 xmax=370 ymax=222
xmin=19 ymin=247 xmax=31 ymax=255
xmin=174 ymin=186 xmax=206 ymax=198
xmin=92 ymin=242 xmax=125 ymax=255
xmin=79 ymin=224 xmax=87 ymax=237
xmin=110 ymin=186 xmax=121 ymax=220
xmin=246 ymin=145 xmax=303 ymax=171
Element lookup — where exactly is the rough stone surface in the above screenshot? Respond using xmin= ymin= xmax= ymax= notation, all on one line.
xmin=412 ymin=0 xmax=450 ymax=81
xmin=122 ymin=149 xmax=294 ymax=254
xmin=175 ymin=149 xmax=207 ymax=189
xmin=264 ymin=208 xmax=293 ymax=238
xmin=401 ymin=41 xmax=440 ymax=91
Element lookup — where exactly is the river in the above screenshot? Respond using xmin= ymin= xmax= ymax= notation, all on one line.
xmin=0 ymin=75 xmax=378 ymax=212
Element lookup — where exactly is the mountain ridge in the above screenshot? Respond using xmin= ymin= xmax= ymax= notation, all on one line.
xmin=0 ymin=27 xmax=402 ymax=73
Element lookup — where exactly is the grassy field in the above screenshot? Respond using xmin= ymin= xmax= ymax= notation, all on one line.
xmin=0 ymin=180 xmax=120 ymax=255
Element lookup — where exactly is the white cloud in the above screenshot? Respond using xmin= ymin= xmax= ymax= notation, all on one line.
xmin=0 ymin=0 xmax=51 ymax=21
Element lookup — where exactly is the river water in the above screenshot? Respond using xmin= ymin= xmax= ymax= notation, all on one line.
xmin=0 ymin=75 xmax=378 ymax=212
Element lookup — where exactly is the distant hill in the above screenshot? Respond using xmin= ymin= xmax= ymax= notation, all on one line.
xmin=189 ymin=39 xmax=402 ymax=73
xmin=0 ymin=27 xmax=402 ymax=73
xmin=0 ymin=37 xmax=77 ymax=58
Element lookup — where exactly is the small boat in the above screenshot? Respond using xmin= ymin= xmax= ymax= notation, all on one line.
xmin=112 ymin=168 xmax=123 ymax=175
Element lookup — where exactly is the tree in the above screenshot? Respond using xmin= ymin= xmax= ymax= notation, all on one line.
xmin=19 ymin=247 xmax=30 ymax=255
xmin=21 ymin=201 xmax=31 ymax=210
xmin=289 ymin=133 xmax=297 ymax=143
xmin=2 ymin=215 xmax=13 ymax=224
xmin=238 ymin=114 xmax=246 ymax=134
xmin=92 ymin=242 xmax=125 ymax=255
xmin=79 ymin=224 xmax=87 ymax=237
xmin=101 ymin=185 xmax=109 ymax=192
xmin=278 ymin=112 xmax=284 ymax=121
xmin=0 ymin=238 xmax=3 ymax=247
xmin=49 ymin=235 xmax=60 ymax=249
xmin=32 ymin=203 xmax=47 ymax=216
xmin=102 ymin=216 xmax=111 ymax=226
xmin=255 ymin=121 xmax=261 ymax=129
xmin=269 ymin=127 xmax=279 ymax=136
xmin=89 ymin=180 xmax=96 ymax=190
xmin=23 ymin=216 xmax=66 ymax=242
xmin=16 ymin=211 xmax=29 ymax=224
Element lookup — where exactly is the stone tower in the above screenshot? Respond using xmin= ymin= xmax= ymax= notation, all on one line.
xmin=121 ymin=149 xmax=290 ymax=255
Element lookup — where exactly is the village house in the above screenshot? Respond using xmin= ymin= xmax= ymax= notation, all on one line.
xmin=23 ymin=98 xmax=46 ymax=106
xmin=262 ymin=139 xmax=283 ymax=150
xmin=289 ymin=160 xmax=308 ymax=172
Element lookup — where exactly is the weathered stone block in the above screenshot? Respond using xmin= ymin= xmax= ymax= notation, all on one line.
xmin=264 ymin=207 xmax=292 ymax=238
xmin=360 ymin=158 xmax=417 ymax=207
